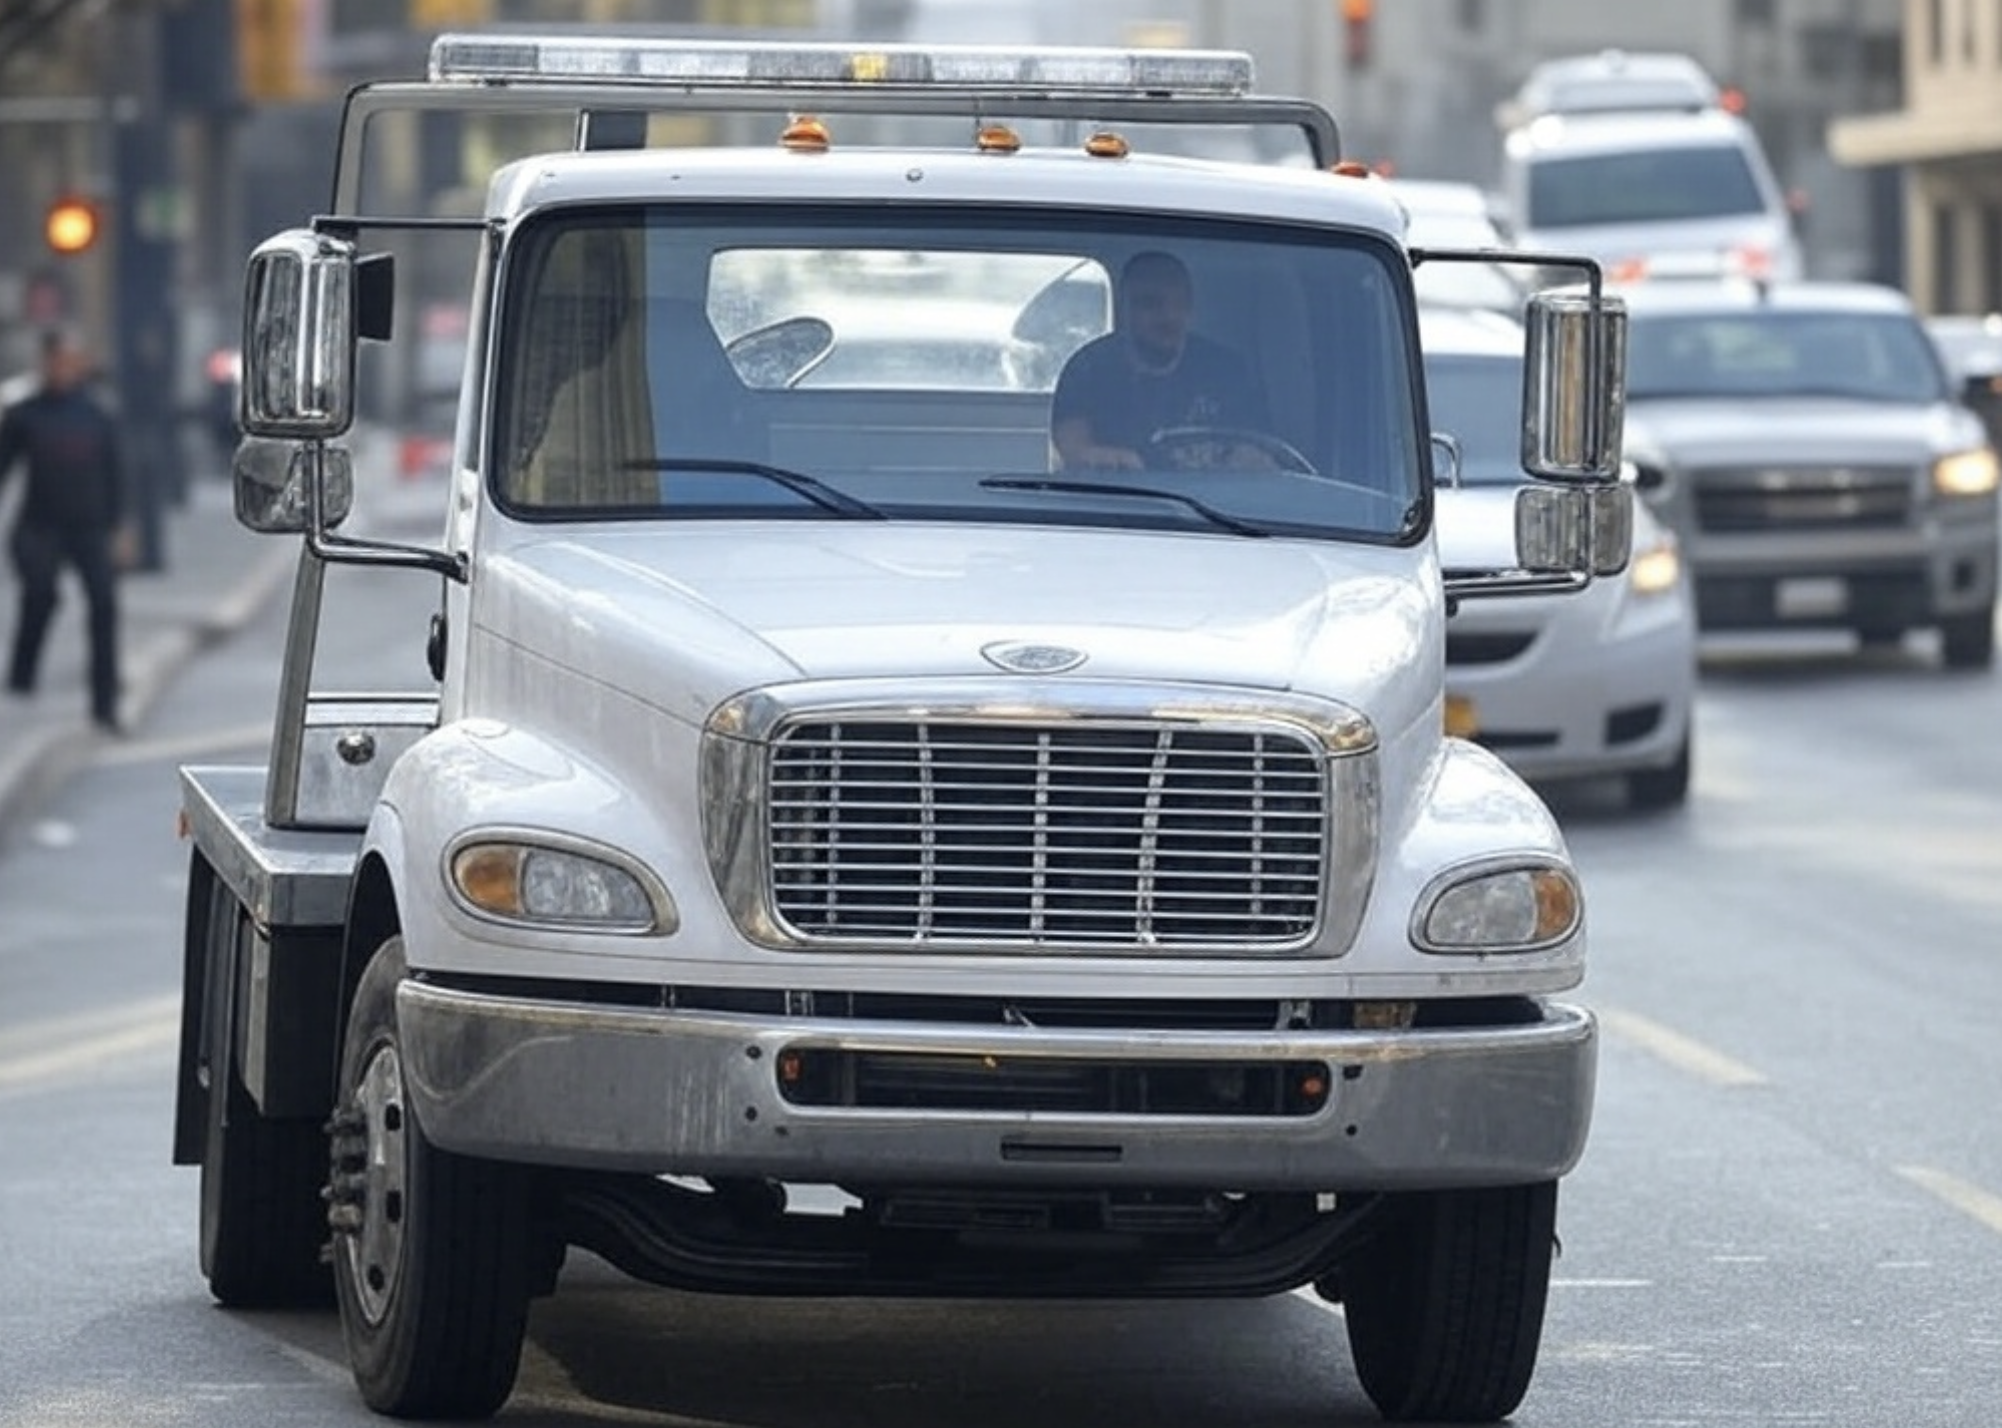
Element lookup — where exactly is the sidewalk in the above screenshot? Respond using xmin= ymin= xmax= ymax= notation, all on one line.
xmin=0 ymin=477 xmax=295 ymax=830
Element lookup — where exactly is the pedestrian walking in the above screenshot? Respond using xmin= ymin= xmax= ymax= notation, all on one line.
xmin=0 ymin=327 xmax=131 ymax=733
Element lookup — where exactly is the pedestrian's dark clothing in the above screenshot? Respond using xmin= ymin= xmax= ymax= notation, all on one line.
xmin=0 ymin=384 xmax=124 ymax=726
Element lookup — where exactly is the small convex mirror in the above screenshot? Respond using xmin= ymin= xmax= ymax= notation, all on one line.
xmin=1515 ymin=483 xmax=1633 ymax=577
xmin=233 ymin=437 xmax=355 ymax=534
xmin=239 ymin=228 xmax=358 ymax=440
xmin=1522 ymin=289 xmax=1627 ymax=481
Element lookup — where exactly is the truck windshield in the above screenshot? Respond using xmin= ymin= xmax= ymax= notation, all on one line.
xmin=492 ymin=207 xmax=1427 ymax=542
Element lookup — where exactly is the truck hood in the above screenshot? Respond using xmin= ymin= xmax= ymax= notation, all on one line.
xmin=478 ymin=523 xmax=1438 ymax=735
xmin=1627 ymin=397 xmax=1980 ymax=465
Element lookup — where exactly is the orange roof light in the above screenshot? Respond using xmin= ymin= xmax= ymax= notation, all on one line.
xmin=780 ymin=115 xmax=831 ymax=151
xmin=974 ymin=123 xmax=1021 ymax=154
xmin=1329 ymin=159 xmax=1371 ymax=178
xmin=1083 ymin=131 xmax=1130 ymax=158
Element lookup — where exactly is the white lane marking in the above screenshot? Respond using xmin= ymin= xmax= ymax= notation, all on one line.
xmin=264 ymin=1337 xmax=354 ymax=1387
xmin=0 ymin=995 xmax=181 ymax=1094
xmin=1595 ymin=1006 xmax=1768 ymax=1088
xmin=1897 ymin=1165 xmax=2002 ymax=1237
xmin=1550 ymin=1278 xmax=1654 ymax=1288
xmin=89 ymin=721 xmax=271 ymax=768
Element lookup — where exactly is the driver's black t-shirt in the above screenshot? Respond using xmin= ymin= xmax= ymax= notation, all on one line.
xmin=1051 ymin=332 xmax=1266 ymax=456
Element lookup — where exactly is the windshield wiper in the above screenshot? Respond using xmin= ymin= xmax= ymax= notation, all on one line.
xmin=978 ymin=476 xmax=1270 ymax=537
xmin=625 ymin=459 xmax=887 ymax=519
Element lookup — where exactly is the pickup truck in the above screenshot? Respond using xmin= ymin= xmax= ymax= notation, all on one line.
xmin=173 ymin=33 xmax=1630 ymax=1424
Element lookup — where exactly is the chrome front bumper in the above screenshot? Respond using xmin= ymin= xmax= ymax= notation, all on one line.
xmin=397 ymin=982 xmax=1596 ymax=1191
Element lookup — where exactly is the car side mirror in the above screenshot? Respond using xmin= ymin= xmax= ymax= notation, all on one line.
xmin=238 ymin=228 xmax=358 ymax=440
xmin=1515 ymin=482 xmax=1632 ymax=577
xmin=233 ymin=437 xmax=354 ymax=534
xmin=1522 ymin=289 xmax=1627 ymax=481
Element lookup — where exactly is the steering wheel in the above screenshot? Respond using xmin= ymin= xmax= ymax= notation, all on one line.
xmin=1145 ymin=426 xmax=1317 ymax=476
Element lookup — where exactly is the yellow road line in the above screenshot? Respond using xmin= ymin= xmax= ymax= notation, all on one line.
xmin=1896 ymin=1165 xmax=2002 ymax=1237
xmin=1595 ymin=1006 xmax=1768 ymax=1088
xmin=0 ymin=996 xmax=181 ymax=1094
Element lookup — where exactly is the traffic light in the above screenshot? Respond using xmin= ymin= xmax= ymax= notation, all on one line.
xmin=44 ymin=196 xmax=101 ymax=255
xmin=1341 ymin=0 xmax=1373 ymax=72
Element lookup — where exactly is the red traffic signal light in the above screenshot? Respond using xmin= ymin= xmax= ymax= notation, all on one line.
xmin=45 ymin=196 xmax=101 ymax=255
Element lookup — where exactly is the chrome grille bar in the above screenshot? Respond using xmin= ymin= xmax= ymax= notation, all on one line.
xmin=766 ymin=719 xmax=1330 ymax=948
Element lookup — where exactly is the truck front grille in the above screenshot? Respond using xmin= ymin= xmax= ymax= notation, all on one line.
xmin=1692 ymin=463 xmax=1916 ymax=533
xmin=766 ymin=720 xmax=1328 ymax=948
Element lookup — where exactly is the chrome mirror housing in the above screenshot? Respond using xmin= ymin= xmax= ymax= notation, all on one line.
xmin=1515 ymin=483 xmax=1633 ymax=577
xmin=1522 ymin=289 xmax=1627 ymax=481
xmin=233 ymin=438 xmax=355 ymax=534
xmin=239 ymin=228 xmax=358 ymax=440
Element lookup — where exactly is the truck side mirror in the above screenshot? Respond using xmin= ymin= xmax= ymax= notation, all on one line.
xmin=1521 ymin=289 xmax=1627 ymax=481
xmin=239 ymin=228 xmax=359 ymax=440
xmin=233 ymin=437 xmax=355 ymax=534
xmin=1515 ymin=482 xmax=1633 ymax=577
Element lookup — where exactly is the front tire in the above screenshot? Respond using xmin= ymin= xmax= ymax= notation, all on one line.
xmin=1342 ymin=1181 xmax=1558 ymax=1424
xmin=197 ymin=883 xmax=333 ymax=1308
xmin=1625 ymin=733 xmax=1692 ymax=812
xmin=329 ymin=936 xmax=532 ymax=1420
xmin=1939 ymin=610 xmax=1995 ymax=671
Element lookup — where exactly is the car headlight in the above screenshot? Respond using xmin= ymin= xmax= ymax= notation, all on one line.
xmin=1413 ymin=861 xmax=1581 ymax=953
xmin=1628 ymin=531 xmax=1682 ymax=596
xmin=448 ymin=837 xmax=671 ymax=933
xmin=1934 ymin=447 xmax=2000 ymax=497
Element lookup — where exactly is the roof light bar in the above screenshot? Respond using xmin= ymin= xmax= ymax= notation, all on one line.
xmin=428 ymin=34 xmax=1254 ymax=97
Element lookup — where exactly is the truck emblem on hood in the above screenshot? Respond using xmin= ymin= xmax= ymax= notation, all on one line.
xmin=981 ymin=641 xmax=1088 ymax=674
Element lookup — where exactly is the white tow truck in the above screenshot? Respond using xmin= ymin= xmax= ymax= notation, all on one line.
xmin=173 ymin=34 xmax=1631 ymax=1424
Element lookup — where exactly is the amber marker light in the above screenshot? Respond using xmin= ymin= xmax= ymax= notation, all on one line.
xmin=1531 ymin=867 xmax=1581 ymax=943
xmin=1443 ymin=693 xmax=1479 ymax=738
xmin=1329 ymin=159 xmax=1371 ymax=178
xmin=975 ymin=123 xmax=1021 ymax=153
xmin=780 ymin=115 xmax=831 ymax=151
xmin=1083 ymin=131 xmax=1130 ymax=158
xmin=452 ymin=844 xmax=526 ymax=918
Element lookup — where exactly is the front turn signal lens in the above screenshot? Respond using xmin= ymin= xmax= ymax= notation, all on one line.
xmin=449 ymin=840 xmax=667 ymax=933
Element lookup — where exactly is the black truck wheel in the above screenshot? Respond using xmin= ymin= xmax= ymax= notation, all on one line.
xmin=1341 ymin=1181 xmax=1558 ymax=1424
xmin=1940 ymin=611 xmax=1996 ymax=671
xmin=197 ymin=884 xmax=333 ymax=1309
xmin=328 ymin=936 xmax=532 ymax=1420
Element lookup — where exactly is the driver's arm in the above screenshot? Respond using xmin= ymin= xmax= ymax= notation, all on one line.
xmin=1052 ymin=414 xmax=1141 ymax=471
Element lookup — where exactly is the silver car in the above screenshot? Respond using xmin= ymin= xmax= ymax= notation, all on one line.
xmin=1623 ymin=280 xmax=2001 ymax=669
xmin=1425 ymin=307 xmax=1699 ymax=809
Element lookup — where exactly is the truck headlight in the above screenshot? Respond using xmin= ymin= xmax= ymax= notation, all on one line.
xmin=1413 ymin=861 xmax=1580 ymax=953
xmin=448 ymin=838 xmax=671 ymax=933
xmin=1934 ymin=447 xmax=2000 ymax=497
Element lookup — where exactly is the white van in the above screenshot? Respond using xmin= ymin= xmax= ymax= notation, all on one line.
xmin=1501 ymin=105 xmax=1802 ymax=283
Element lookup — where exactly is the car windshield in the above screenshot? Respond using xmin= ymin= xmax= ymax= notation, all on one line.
xmin=1527 ymin=144 xmax=1766 ymax=228
xmin=492 ymin=206 xmax=1427 ymax=541
xmin=1422 ymin=353 xmax=1525 ymax=486
xmin=1626 ymin=310 xmax=1951 ymax=403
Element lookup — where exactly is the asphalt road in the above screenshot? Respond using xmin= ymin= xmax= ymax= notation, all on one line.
xmin=2 ymin=572 xmax=2000 ymax=1427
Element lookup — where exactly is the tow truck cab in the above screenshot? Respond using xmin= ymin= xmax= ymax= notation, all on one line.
xmin=176 ymin=34 xmax=1629 ymax=1425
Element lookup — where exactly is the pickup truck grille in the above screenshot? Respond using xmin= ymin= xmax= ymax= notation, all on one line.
xmin=766 ymin=720 xmax=1327 ymax=947
xmin=1692 ymin=463 xmax=1916 ymax=533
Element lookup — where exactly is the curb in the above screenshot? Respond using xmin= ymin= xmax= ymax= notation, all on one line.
xmin=0 ymin=541 xmax=296 ymax=837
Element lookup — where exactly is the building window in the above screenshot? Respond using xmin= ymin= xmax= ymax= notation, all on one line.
xmin=1985 ymin=206 xmax=2002 ymax=312
xmin=1934 ymin=200 xmax=1961 ymax=312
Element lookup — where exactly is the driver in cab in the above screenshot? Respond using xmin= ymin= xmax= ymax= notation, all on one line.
xmin=1050 ymin=249 xmax=1268 ymax=471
